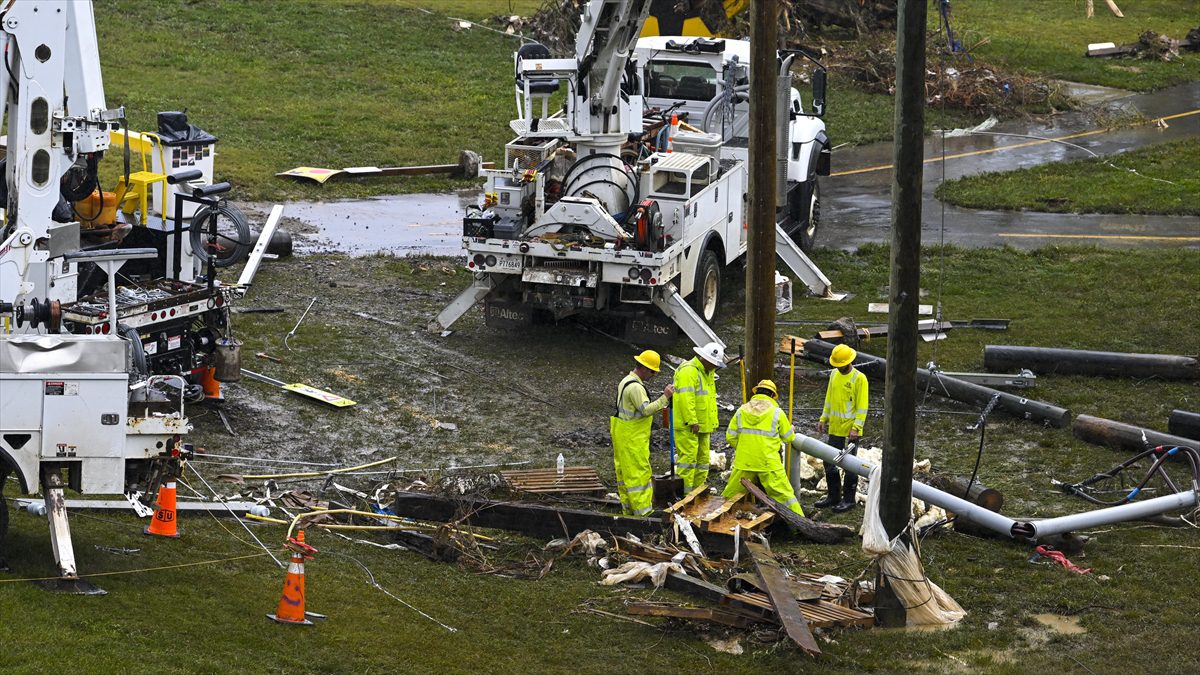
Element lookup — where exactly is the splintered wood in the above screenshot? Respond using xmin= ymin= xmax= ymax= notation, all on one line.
xmin=500 ymin=466 xmax=606 ymax=494
xmin=667 ymin=486 xmax=774 ymax=535
xmin=722 ymin=593 xmax=873 ymax=629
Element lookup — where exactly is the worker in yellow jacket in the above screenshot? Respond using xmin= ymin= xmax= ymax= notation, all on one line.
xmin=610 ymin=350 xmax=674 ymax=516
xmin=723 ymin=379 xmax=803 ymax=514
xmin=672 ymin=341 xmax=725 ymax=492
xmin=814 ymin=343 xmax=869 ymax=513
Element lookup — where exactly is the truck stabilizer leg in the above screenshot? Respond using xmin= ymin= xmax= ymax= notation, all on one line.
xmin=653 ymin=284 xmax=725 ymax=349
xmin=774 ymin=223 xmax=833 ymax=298
xmin=430 ymin=275 xmax=497 ymax=333
xmin=36 ymin=467 xmax=105 ymax=595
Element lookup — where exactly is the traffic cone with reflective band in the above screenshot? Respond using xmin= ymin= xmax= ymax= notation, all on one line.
xmin=267 ymin=531 xmax=325 ymax=625
xmin=144 ymin=480 xmax=180 ymax=538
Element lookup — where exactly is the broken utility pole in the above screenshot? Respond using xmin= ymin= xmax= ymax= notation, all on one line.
xmin=877 ymin=0 xmax=927 ymax=628
xmin=745 ymin=0 xmax=778 ymax=384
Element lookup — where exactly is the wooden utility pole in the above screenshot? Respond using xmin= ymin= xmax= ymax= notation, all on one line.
xmin=876 ymin=0 xmax=927 ymax=628
xmin=745 ymin=0 xmax=778 ymax=383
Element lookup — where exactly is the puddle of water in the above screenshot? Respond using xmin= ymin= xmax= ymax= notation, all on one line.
xmin=1031 ymin=613 xmax=1087 ymax=635
xmin=284 ymin=191 xmax=479 ymax=257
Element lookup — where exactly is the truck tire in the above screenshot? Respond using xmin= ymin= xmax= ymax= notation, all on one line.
xmin=791 ymin=179 xmax=821 ymax=253
xmin=690 ymin=249 xmax=721 ymax=323
xmin=0 ymin=466 xmax=9 ymax=554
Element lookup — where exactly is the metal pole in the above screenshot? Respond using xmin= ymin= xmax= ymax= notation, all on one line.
xmin=745 ymin=0 xmax=778 ymax=384
xmin=877 ymin=0 xmax=927 ymax=628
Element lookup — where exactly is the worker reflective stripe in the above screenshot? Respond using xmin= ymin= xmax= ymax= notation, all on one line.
xmin=626 ymin=481 xmax=652 ymax=493
xmin=676 ymin=462 xmax=703 ymax=470
xmin=633 ymin=505 xmax=654 ymax=516
xmin=782 ymin=497 xmax=800 ymax=507
xmin=675 ymin=386 xmax=696 ymax=393
xmin=736 ymin=427 xmax=777 ymax=437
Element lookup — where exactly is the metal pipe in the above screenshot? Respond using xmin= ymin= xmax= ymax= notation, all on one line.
xmin=1019 ymin=490 xmax=1197 ymax=539
xmin=984 ymin=345 xmax=1199 ymax=381
xmin=791 ymin=434 xmax=1198 ymax=540
xmin=803 ymin=339 xmax=1071 ymax=427
xmin=792 ymin=435 xmax=1018 ymax=535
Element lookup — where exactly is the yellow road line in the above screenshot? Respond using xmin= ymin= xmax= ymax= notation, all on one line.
xmin=831 ymin=108 xmax=1200 ymax=178
xmin=999 ymin=233 xmax=1200 ymax=242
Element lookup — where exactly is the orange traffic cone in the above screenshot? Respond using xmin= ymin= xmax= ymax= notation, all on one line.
xmin=267 ymin=531 xmax=325 ymax=626
xmin=199 ymin=366 xmax=222 ymax=400
xmin=144 ymin=480 xmax=180 ymax=538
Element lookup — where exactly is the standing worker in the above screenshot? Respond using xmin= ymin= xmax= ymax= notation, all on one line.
xmin=673 ymin=342 xmax=724 ymax=493
xmin=814 ymin=344 xmax=869 ymax=513
xmin=610 ymin=350 xmax=674 ymax=516
xmin=723 ymin=379 xmax=803 ymax=514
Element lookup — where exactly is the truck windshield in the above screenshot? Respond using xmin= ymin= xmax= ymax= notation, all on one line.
xmin=645 ymin=61 xmax=717 ymax=101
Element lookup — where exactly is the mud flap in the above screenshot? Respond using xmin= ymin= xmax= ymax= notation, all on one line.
xmin=625 ymin=312 xmax=678 ymax=346
xmin=484 ymin=301 xmax=533 ymax=329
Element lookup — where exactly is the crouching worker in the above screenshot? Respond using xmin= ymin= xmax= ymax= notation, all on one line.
xmin=722 ymin=379 xmax=803 ymax=515
xmin=610 ymin=350 xmax=673 ymax=516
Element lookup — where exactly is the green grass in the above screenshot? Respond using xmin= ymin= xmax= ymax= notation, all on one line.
xmin=825 ymin=83 xmax=977 ymax=147
xmin=949 ymin=0 xmax=1200 ymax=91
xmin=4 ymin=245 xmax=1199 ymax=673
xmin=935 ymin=138 xmax=1200 ymax=215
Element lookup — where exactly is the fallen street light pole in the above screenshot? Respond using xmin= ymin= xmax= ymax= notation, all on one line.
xmin=790 ymin=435 xmax=1198 ymax=540
xmin=802 ymin=339 xmax=1072 ymax=427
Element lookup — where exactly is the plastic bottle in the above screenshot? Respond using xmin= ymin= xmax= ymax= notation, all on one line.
xmin=26 ymin=502 xmax=47 ymax=517
xmin=556 ymin=453 xmax=565 ymax=475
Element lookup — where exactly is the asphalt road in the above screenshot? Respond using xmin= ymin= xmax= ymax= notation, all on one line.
xmin=821 ymin=81 xmax=1200 ymax=250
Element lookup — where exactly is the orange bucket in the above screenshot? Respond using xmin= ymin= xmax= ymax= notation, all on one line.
xmin=74 ymin=190 xmax=119 ymax=227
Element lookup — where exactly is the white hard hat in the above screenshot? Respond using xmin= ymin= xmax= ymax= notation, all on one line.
xmin=693 ymin=341 xmax=726 ymax=368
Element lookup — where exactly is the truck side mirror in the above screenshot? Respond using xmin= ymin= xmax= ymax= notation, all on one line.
xmin=811 ymin=70 xmax=826 ymax=117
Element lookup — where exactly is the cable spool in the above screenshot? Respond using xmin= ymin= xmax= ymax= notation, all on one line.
xmin=189 ymin=202 xmax=252 ymax=268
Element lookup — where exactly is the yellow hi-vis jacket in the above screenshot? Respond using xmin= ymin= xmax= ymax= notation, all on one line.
xmin=820 ymin=366 xmax=868 ymax=436
xmin=672 ymin=356 xmax=718 ymax=433
xmin=726 ymin=394 xmax=795 ymax=472
xmin=610 ymin=371 xmax=670 ymax=449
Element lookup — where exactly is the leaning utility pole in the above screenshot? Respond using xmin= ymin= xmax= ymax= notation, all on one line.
xmin=745 ymin=0 xmax=778 ymax=383
xmin=876 ymin=0 xmax=927 ymax=627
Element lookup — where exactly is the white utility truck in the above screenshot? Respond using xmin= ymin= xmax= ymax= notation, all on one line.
xmin=0 ymin=0 xmax=244 ymax=592
xmin=434 ymin=0 xmax=834 ymax=346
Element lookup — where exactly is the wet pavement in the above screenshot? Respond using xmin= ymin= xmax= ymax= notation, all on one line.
xmin=822 ymin=80 xmax=1200 ymax=250
xmin=269 ymin=82 xmax=1198 ymax=256
xmin=280 ymin=192 xmax=478 ymax=257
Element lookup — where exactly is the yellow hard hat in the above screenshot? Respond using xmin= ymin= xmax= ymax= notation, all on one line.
xmin=753 ymin=379 xmax=778 ymax=397
xmin=634 ymin=349 xmax=661 ymax=372
xmin=829 ymin=344 xmax=857 ymax=368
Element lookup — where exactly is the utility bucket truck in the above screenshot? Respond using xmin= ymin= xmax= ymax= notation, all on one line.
xmin=434 ymin=0 xmax=834 ymax=346
xmin=0 ymin=0 xmax=250 ymax=591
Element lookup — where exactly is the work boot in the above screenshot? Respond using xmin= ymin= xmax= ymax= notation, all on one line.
xmin=813 ymin=466 xmax=840 ymax=508
xmin=813 ymin=492 xmax=839 ymax=509
xmin=833 ymin=473 xmax=859 ymax=512
xmin=832 ymin=498 xmax=857 ymax=513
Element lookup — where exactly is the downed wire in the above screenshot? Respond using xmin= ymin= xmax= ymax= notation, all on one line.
xmin=1059 ymin=444 xmax=1200 ymax=507
xmin=325 ymin=550 xmax=459 ymax=633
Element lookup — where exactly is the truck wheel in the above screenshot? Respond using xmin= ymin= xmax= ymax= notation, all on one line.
xmin=690 ymin=249 xmax=721 ymax=323
xmin=792 ymin=179 xmax=820 ymax=253
xmin=0 ymin=466 xmax=9 ymax=553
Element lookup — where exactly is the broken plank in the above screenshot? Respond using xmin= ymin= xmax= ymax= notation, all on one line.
xmin=625 ymin=602 xmax=756 ymax=629
xmin=868 ymin=302 xmax=931 ymax=315
xmin=390 ymin=491 xmax=740 ymax=557
xmin=747 ymin=541 xmax=821 ymax=656
xmin=739 ymin=479 xmax=855 ymax=544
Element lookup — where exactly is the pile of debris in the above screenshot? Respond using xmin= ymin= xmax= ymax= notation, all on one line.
xmin=1086 ymin=28 xmax=1200 ymax=61
xmin=821 ymin=33 xmax=1067 ymax=115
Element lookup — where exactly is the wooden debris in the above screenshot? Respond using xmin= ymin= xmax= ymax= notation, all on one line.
xmin=390 ymin=491 xmax=741 ymax=557
xmin=739 ymin=479 xmax=856 ymax=544
xmin=667 ymin=487 xmax=774 ymax=536
xmin=746 ymin=541 xmax=821 ymax=656
xmin=501 ymin=466 xmax=606 ymax=494
xmin=625 ymin=602 xmax=756 ymax=629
